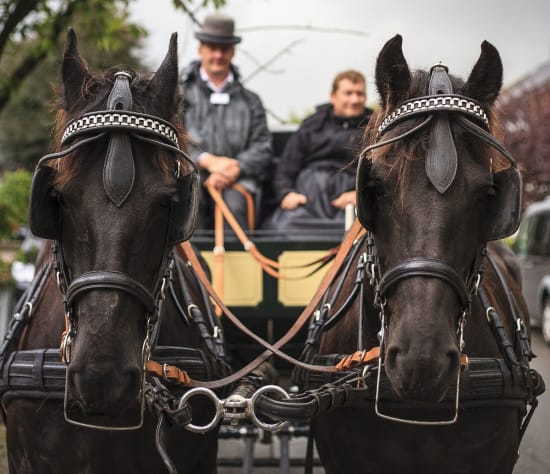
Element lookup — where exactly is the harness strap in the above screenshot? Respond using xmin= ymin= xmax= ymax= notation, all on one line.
xmin=207 ymin=185 xmax=340 ymax=279
xmin=66 ymin=270 xmax=156 ymax=313
xmin=425 ymin=65 xmax=458 ymax=193
xmin=177 ymin=220 xmax=364 ymax=389
xmin=230 ymin=182 xmax=255 ymax=231
xmin=485 ymin=252 xmax=533 ymax=362
xmin=0 ymin=262 xmax=52 ymax=358
xmin=335 ymin=347 xmax=380 ymax=370
xmin=214 ymin=201 xmax=224 ymax=316
xmin=378 ymin=258 xmax=470 ymax=309
xmin=146 ymin=360 xmax=191 ymax=386
xmin=103 ymin=71 xmax=135 ymax=207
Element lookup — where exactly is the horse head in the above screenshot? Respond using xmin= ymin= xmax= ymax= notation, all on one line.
xmin=356 ymin=35 xmax=521 ymax=402
xmin=29 ymin=29 xmax=198 ymax=428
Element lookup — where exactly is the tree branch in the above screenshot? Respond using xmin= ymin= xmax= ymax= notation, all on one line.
xmin=0 ymin=0 xmax=79 ymax=113
xmin=171 ymin=0 xmax=201 ymax=26
xmin=242 ymin=38 xmax=304 ymax=84
xmin=238 ymin=24 xmax=369 ymax=38
xmin=0 ymin=0 xmax=42 ymax=61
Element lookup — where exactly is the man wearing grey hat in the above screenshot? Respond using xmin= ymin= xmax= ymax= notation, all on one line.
xmin=180 ymin=13 xmax=273 ymax=231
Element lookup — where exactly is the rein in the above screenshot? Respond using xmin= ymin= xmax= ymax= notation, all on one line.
xmin=176 ymin=219 xmax=365 ymax=389
xmin=207 ymin=185 xmax=340 ymax=280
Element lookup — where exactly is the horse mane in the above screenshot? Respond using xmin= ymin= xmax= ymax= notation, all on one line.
xmin=51 ymin=67 xmax=189 ymax=189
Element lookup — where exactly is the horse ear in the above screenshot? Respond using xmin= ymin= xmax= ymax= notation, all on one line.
xmin=375 ymin=34 xmax=411 ymax=109
xmin=149 ymin=33 xmax=179 ymax=115
xmin=62 ymin=28 xmax=91 ymax=106
xmin=464 ymin=41 xmax=502 ymax=105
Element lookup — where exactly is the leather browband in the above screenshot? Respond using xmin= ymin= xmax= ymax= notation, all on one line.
xmin=61 ymin=110 xmax=180 ymax=149
xmin=378 ymin=94 xmax=489 ymax=135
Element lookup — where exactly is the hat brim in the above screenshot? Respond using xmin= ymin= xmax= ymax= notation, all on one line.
xmin=195 ymin=32 xmax=241 ymax=45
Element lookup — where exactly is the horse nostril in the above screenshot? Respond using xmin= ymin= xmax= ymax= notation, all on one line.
xmin=385 ymin=345 xmax=400 ymax=371
xmin=446 ymin=349 xmax=460 ymax=379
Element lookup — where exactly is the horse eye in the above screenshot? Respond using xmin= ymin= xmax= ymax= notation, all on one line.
xmin=368 ymin=179 xmax=388 ymax=198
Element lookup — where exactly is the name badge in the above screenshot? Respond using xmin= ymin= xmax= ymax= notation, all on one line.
xmin=210 ymin=92 xmax=230 ymax=105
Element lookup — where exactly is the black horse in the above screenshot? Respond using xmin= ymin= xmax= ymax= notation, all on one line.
xmin=1 ymin=30 xmax=228 ymax=473
xmin=306 ymin=35 xmax=543 ymax=474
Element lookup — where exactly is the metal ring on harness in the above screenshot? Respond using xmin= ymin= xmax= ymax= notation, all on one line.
xmin=178 ymin=387 xmax=224 ymax=433
xmin=250 ymin=385 xmax=291 ymax=432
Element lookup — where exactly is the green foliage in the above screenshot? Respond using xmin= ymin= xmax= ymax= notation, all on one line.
xmin=15 ymin=245 xmax=39 ymax=264
xmin=0 ymin=2 xmax=147 ymax=170
xmin=0 ymin=0 xmax=225 ymax=170
xmin=0 ymin=258 xmax=14 ymax=286
xmin=0 ymin=169 xmax=32 ymax=238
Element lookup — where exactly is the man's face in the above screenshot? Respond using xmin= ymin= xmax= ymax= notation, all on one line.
xmin=198 ymin=42 xmax=235 ymax=79
xmin=330 ymin=78 xmax=366 ymax=117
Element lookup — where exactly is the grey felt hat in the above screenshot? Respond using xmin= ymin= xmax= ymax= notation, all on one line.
xmin=195 ymin=14 xmax=241 ymax=45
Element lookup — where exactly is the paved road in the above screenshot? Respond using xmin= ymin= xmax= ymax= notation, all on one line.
xmin=219 ymin=331 xmax=550 ymax=474
xmin=513 ymin=330 xmax=550 ymax=474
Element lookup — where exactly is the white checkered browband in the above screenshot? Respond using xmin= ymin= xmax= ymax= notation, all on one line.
xmin=378 ymin=95 xmax=489 ymax=135
xmin=61 ymin=110 xmax=180 ymax=148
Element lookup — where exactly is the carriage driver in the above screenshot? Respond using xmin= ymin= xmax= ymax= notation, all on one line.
xmin=262 ymin=70 xmax=373 ymax=233
xmin=179 ymin=13 xmax=273 ymax=231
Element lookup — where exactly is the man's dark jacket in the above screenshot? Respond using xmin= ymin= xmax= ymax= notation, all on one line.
xmin=273 ymin=104 xmax=373 ymax=202
xmin=179 ymin=60 xmax=272 ymax=191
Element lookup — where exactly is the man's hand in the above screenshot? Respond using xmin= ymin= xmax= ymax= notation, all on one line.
xmin=199 ymin=153 xmax=240 ymax=184
xmin=331 ymin=190 xmax=356 ymax=209
xmin=204 ymin=172 xmax=231 ymax=190
xmin=281 ymin=192 xmax=307 ymax=210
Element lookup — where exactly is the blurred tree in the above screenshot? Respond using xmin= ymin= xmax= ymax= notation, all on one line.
xmin=0 ymin=4 xmax=147 ymax=169
xmin=0 ymin=0 xmax=225 ymax=114
xmin=0 ymin=0 xmax=225 ymax=170
xmin=0 ymin=169 xmax=32 ymax=238
xmin=0 ymin=0 xmax=147 ymax=169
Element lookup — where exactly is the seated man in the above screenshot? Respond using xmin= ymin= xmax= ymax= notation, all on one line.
xmin=180 ymin=13 xmax=272 ymax=231
xmin=263 ymin=70 xmax=373 ymax=233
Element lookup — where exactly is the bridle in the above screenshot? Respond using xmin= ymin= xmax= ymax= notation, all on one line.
xmin=357 ymin=64 xmax=519 ymax=425
xmin=31 ymin=71 xmax=199 ymax=430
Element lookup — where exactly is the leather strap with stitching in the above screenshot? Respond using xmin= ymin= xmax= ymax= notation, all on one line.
xmin=146 ymin=360 xmax=191 ymax=386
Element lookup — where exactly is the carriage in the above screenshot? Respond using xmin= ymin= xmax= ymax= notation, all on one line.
xmin=0 ymin=30 xmax=545 ymax=474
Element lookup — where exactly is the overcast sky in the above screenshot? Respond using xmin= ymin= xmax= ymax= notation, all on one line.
xmin=130 ymin=0 xmax=550 ymax=126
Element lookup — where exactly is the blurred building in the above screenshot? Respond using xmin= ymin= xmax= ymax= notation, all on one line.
xmin=498 ymin=61 xmax=550 ymax=205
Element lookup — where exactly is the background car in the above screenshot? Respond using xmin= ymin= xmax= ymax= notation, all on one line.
xmin=512 ymin=197 xmax=550 ymax=343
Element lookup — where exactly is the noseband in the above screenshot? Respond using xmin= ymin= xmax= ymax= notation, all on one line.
xmin=358 ymin=65 xmax=519 ymax=425
xmin=32 ymin=71 xmax=198 ymax=430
